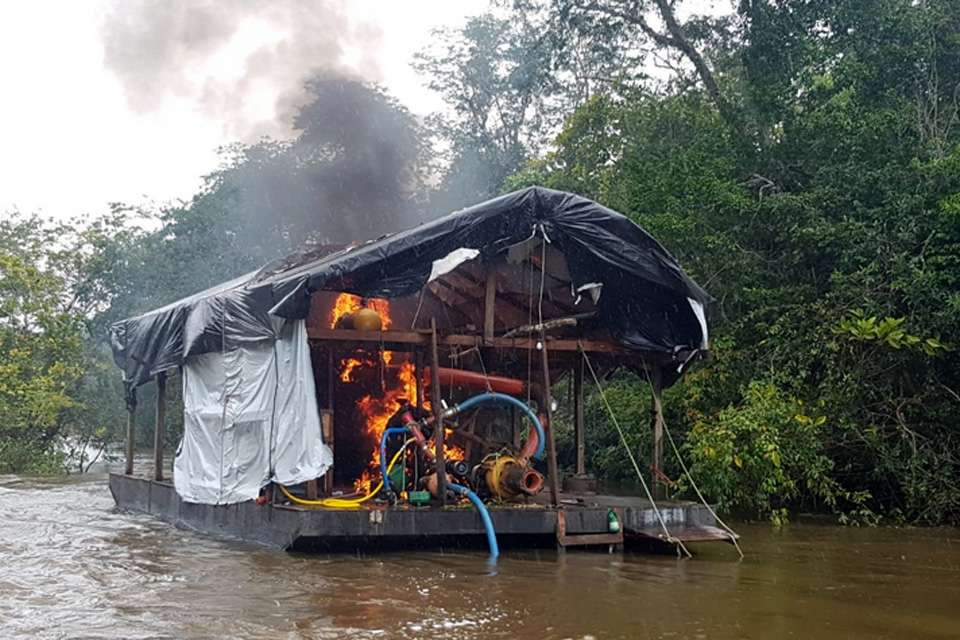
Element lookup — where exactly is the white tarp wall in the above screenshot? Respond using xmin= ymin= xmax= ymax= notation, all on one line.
xmin=174 ymin=320 xmax=333 ymax=504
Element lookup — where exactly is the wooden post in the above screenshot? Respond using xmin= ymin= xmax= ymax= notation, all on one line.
xmin=325 ymin=349 xmax=335 ymax=494
xmin=650 ymin=366 xmax=666 ymax=500
xmin=573 ymin=360 xmax=586 ymax=477
xmin=540 ymin=333 xmax=561 ymax=506
xmin=124 ymin=393 xmax=136 ymax=476
xmin=321 ymin=410 xmax=334 ymax=495
xmin=430 ymin=318 xmax=446 ymax=505
xmin=326 ymin=348 xmax=336 ymax=412
xmin=484 ymin=261 xmax=497 ymax=343
xmin=415 ymin=350 xmax=424 ymax=408
xmin=153 ymin=372 xmax=166 ymax=481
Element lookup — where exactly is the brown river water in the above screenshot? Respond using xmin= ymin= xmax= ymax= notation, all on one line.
xmin=2 ymin=472 xmax=960 ymax=640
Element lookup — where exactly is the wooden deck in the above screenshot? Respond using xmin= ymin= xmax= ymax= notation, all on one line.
xmin=110 ymin=473 xmax=735 ymax=552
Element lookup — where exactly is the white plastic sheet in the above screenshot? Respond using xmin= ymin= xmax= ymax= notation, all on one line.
xmin=428 ymin=247 xmax=480 ymax=282
xmin=688 ymin=297 xmax=709 ymax=349
xmin=174 ymin=320 xmax=332 ymax=504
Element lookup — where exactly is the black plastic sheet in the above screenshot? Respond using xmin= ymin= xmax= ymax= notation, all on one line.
xmin=110 ymin=187 xmax=714 ymax=394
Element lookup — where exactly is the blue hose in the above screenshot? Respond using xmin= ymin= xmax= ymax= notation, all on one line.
xmin=454 ymin=392 xmax=545 ymax=459
xmin=449 ymin=482 xmax=499 ymax=558
xmin=380 ymin=427 xmax=407 ymax=492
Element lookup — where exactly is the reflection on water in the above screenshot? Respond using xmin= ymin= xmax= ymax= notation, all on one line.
xmin=1 ymin=473 xmax=959 ymax=639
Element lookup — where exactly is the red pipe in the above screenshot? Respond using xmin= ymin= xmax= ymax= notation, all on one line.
xmin=408 ymin=422 xmax=436 ymax=462
xmin=518 ymin=414 xmax=544 ymax=461
xmin=429 ymin=367 xmax=526 ymax=396
xmin=385 ymin=364 xmax=525 ymax=395
xmin=520 ymin=468 xmax=544 ymax=494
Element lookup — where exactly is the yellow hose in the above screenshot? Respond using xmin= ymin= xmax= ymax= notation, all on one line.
xmin=279 ymin=440 xmax=411 ymax=508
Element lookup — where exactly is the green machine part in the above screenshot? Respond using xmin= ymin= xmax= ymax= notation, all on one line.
xmin=408 ymin=490 xmax=431 ymax=506
xmin=388 ymin=465 xmax=407 ymax=492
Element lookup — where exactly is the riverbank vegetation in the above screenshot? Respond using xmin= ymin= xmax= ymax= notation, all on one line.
xmin=1 ymin=0 xmax=958 ymax=524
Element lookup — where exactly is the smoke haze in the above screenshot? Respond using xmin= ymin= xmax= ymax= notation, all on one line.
xmin=100 ymin=0 xmax=382 ymax=141
xmin=99 ymin=0 xmax=429 ymax=297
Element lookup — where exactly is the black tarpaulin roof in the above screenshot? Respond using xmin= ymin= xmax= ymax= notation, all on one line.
xmin=110 ymin=187 xmax=715 ymax=392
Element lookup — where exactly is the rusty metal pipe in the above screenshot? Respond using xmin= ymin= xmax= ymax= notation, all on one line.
xmin=385 ymin=364 xmax=525 ymax=396
xmin=407 ymin=422 xmax=436 ymax=462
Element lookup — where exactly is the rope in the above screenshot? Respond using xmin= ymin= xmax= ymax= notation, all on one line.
xmin=525 ymin=239 xmax=534 ymax=406
xmin=410 ymin=286 xmax=427 ymax=329
xmin=635 ymin=353 xmax=744 ymax=558
xmin=578 ymin=343 xmax=691 ymax=557
xmin=662 ymin=416 xmax=744 ymax=558
xmin=475 ymin=346 xmax=494 ymax=393
xmin=537 ymin=225 xmax=547 ymax=332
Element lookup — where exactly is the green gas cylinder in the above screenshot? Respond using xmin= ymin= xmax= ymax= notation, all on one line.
xmin=608 ymin=509 xmax=621 ymax=533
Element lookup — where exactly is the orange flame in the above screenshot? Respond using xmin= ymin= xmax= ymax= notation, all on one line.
xmin=329 ymin=293 xmax=392 ymax=329
xmin=330 ymin=293 xmax=465 ymax=494
xmin=355 ymin=469 xmax=374 ymax=496
xmin=356 ymin=360 xmax=420 ymax=461
xmin=428 ymin=429 xmax=465 ymax=461
xmin=339 ymin=358 xmax=364 ymax=383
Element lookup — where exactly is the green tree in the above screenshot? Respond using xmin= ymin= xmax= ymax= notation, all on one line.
xmin=0 ymin=215 xmax=88 ymax=472
xmin=416 ymin=10 xmax=633 ymax=210
xmin=503 ymin=0 xmax=960 ymax=523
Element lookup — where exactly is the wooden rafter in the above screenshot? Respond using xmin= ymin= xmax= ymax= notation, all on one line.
xmin=420 ymin=285 xmax=474 ymax=329
xmin=449 ymin=265 xmax=574 ymax=326
xmin=438 ymin=268 xmax=529 ymax=330
xmin=306 ymin=327 xmax=689 ymax=365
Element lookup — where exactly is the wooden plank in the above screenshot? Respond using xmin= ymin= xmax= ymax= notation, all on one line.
xmin=309 ymin=328 xmax=426 ymax=344
xmin=574 ymin=359 xmax=585 ymax=476
xmin=558 ymin=533 xmax=625 ymax=547
xmin=441 ymin=268 xmax=529 ymax=329
xmin=430 ymin=318 xmax=446 ymax=506
xmin=429 ymin=279 xmax=482 ymax=322
xmin=414 ymin=350 xmax=424 ymax=408
xmin=463 ymin=412 xmax=476 ymax=462
xmin=484 ymin=261 xmax=497 ymax=341
xmin=153 ymin=372 xmax=166 ymax=482
xmin=321 ymin=409 xmax=334 ymax=494
xmin=650 ymin=367 xmax=666 ymax=500
xmin=306 ymin=327 xmax=680 ymax=361
xmin=540 ymin=333 xmax=560 ymax=507
xmin=125 ymin=402 xmax=136 ymax=476
xmin=556 ymin=509 xmax=624 ymax=548
xmin=325 ymin=351 xmax=335 ymax=494
xmin=449 ymin=266 xmax=560 ymax=323
xmin=441 ymin=267 xmax=485 ymax=299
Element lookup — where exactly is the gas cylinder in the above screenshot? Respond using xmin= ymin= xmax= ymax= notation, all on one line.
xmin=352 ymin=307 xmax=382 ymax=331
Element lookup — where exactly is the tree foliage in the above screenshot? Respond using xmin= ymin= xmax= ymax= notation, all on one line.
xmin=2 ymin=0 xmax=959 ymax=528
xmin=415 ymin=10 xmax=635 ymax=210
xmin=501 ymin=0 xmax=960 ymax=523
xmin=0 ymin=215 xmax=118 ymax=472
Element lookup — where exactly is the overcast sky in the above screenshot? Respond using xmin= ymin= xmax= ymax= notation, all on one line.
xmin=0 ymin=0 xmax=487 ymax=221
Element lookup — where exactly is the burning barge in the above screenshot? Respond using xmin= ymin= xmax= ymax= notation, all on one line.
xmin=108 ymin=187 xmax=734 ymax=555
